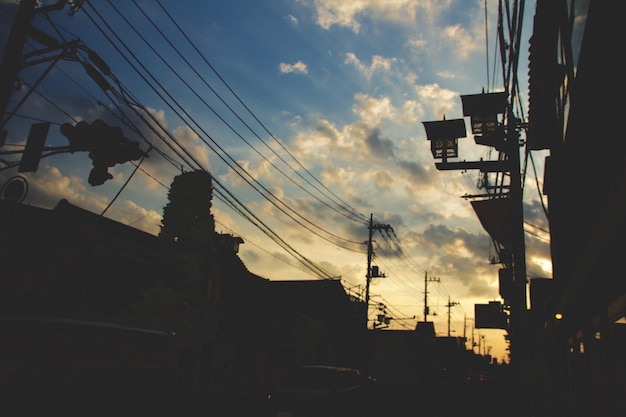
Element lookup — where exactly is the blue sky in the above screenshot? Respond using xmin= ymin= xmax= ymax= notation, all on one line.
xmin=0 ymin=0 xmax=549 ymax=363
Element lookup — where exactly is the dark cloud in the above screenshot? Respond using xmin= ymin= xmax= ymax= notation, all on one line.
xmin=364 ymin=127 xmax=395 ymax=159
xmin=395 ymin=159 xmax=430 ymax=184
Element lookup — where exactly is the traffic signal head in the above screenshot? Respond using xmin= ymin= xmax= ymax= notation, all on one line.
xmin=60 ymin=119 xmax=147 ymax=186
xmin=113 ymin=141 xmax=145 ymax=164
xmin=60 ymin=121 xmax=94 ymax=152
xmin=88 ymin=165 xmax=113 ymax=186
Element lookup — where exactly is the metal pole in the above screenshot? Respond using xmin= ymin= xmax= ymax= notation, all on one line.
xmin=0 ymin=0 xmax=37 ymax=128
xmin=423 ymin=271 xmax=428 ymax=322
xmin=446 ymin=296 xmax=458 ymax=337
xmin=507 ymin=98 xmax=529 ymax=417
xmin=365 ymin=213 xmax=373 ymax=329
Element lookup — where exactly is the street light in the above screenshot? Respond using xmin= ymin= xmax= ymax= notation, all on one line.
xmin=421 ymin=117 xmax=466 ymax=163
xmin=460 ymin=91 xmax=507 ymax=150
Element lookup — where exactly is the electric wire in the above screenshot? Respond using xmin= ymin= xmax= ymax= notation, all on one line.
xmin=83 ymin=1 xmax=363 ymax=254
xmin=100 ymin=145 xmax=151 ymax=216
xmin=103 ymin=0 xmax=364 ymax=248
xmin=132 ymin=0 xmax=367 ymax=226
xmin=212 ymin=180 xmax=336 ymax=279
xmin=21 ymin=17 xmax=197 ymax=176
xmin=4 ymin=1 xmax=534 ymax=332
xmin=214 ymin=219 xmax=316 ymax=277
xmin=155 ymin=0 xmax=369 ymax=225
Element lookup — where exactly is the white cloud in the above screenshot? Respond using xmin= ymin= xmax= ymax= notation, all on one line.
xmin=442 ymin=23 xmax=481 ymax=59
xmin=414 ymin=83 xmax=461 ymax=120
xmin=345 ymin=52 xmax=396 ymax=80
xmin=287 ymin=14 xmax=299 ymax=25
xmin=352 ymin=93 xmax=396 ymax=125
xmin=279 ymin=61 xmax=308 ymax=74
xmin=171 ymin=124 xmax=212 ymax=170
xmin=308 ymin=0 xmax=447 ymax=32
xmin=108 ymin=199 xmax=163 ymax=235
xmin=406 ymin=36 xmax=428 ymax=51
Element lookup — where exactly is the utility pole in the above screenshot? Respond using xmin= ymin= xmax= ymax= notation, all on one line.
xmin=0 ymin=0 xmax=65 ymax=129
xmin=506 ymin=79 xmax=530 ymax=417
xmin=423 ymin=272 xmax=440 ymax=322
xmin=361 ymin=214 xmax=391 ymax=377
xmin=0 ymin=0 xmax=37 ymax=128
xmin=446 ymin=296 xmax=459 ymax=337
xmin=364 ymin=213 xmax=391 ymax=329
xmin=472 ymin=323 xmax=476 ymax=353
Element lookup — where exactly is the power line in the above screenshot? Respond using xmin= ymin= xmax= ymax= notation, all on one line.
xmin=154 ymin=0 xmax=369 ymax=225
xmin=83 ymin=1 xmax=364 ymax=252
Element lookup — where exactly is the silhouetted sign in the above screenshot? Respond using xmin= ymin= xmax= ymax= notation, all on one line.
xmin=475 ymin=302 xmax=508 ymax=329
xmin=471 ymin=197 xmax=514 ymax=248
xmin=18 ymin=122 xmax=49 ymax=172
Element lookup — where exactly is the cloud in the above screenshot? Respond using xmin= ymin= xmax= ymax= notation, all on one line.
xmin=374 ymin=170 xmax=394 ymax=190
xmin=171 ymin=124 xmax=212 ymax=170
xmin=107 ymin=199 xmax=163 ymax=235
xmin=287 ymin=14 xmax=299 ymax=25
xmin=352 ymin=93 xmax=395 ymax=125
xmin=442 ymin=23 xmax=481 ymax=60
xmin=414 ymin=83 xmax=461 ymax=120
xmin=279 ymin=61 xmax=308 ymax=74
xmin=307 ymin=0 xmax=445 ymax=32
xmin=352 ymin=93 xmax=421 ymax=127
xmin=406 ymin=36 xmax=428 ymax=51
xmin=345 ymin=52 xmax=396 ymax=80
xmin=362 ymin=126 xmax=395 ymax=160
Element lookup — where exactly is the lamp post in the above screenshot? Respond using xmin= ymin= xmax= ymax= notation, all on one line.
xmin=422 ymin=90 xmax=529 ymax=415
xmin=422 ymin=117 xmax=466 ymax=163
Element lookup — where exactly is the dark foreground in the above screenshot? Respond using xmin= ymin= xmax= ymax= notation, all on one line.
xmin=4 ymin=376 xmax=512 ymax=417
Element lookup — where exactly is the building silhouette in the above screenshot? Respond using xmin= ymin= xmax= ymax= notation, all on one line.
xmin=527 ymin=1 xmax=626 ymax=416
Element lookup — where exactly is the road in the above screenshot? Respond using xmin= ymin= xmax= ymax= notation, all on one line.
xmin=182 ymin=375 xmax=513 ymax=417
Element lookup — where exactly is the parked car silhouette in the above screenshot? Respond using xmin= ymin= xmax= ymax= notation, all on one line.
xmin=0 ymin=315 xmax=182 ymax=417
xmin=267 ymin=365 xmax=368 ymax=417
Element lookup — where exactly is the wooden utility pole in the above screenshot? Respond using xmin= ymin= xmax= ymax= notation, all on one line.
xmin=446 ymin=296 xmax=459 ymax=337
xmin=0 ymin=0 xmax=37 ymax=129
xmin=365 ymin=214 xmax=374 ymax=329
xmin=0 ymin=0 xmax=65 ymax=129
xmin=362 ymin=214 xmax=391 ymax=377
xmin=364 ymin=213 xmax=391 ymax=329
xmin=423 ymin=272 xmax=440 ymax=322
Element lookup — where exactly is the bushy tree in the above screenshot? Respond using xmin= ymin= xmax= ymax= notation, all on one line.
xmin=114 ymin=170 xmax=218 ymax=376
xmin=159 ymin=170 xmax=215 ymax=248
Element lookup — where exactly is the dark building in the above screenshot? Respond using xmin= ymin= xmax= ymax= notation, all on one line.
xmin=0 ymin=197 xmax=365 ymax=400
xmin=264 ymin=280 xmax=363 ymax=372
xmin=528 ymin=1 xmax=626 ymax=416
xmin=0 ymin=198 xmax=168 ymax=319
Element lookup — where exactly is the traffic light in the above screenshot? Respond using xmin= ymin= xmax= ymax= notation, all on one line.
xmin=88 ymin=119 xmax=146 ymax=163
xmin=113 ymin=141 xmax=144 ymax=165
xmin=59 ymin=119 xmax=147 ymax=186
xmin=88 ymin=165 xmax=113 ymax=186
xmin=60 ymin=121 xmax=94 ymax=152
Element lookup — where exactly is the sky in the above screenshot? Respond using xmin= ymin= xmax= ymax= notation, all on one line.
xmin=0 ymin=0 xmax=550 ymax=364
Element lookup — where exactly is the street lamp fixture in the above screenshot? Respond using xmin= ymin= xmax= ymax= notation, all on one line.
xmin=421 ymin=117 xmax=466 ymax=163
xmin=460 ymin=91 xmax=508 ymax=150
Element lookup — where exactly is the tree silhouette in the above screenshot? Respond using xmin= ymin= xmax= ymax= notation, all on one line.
xmin=114 ymin=170 xmax=219 ymax=388
xmin=159 ymin=169 xmax=215 ymax=248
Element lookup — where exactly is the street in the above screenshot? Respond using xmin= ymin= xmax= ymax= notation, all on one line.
xmin=182 ymin=375 xmax=513 ymax=417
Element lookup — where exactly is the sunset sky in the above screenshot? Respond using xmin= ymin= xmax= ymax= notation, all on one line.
xmin=0 ymin=0 xmax=550 ymax=363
